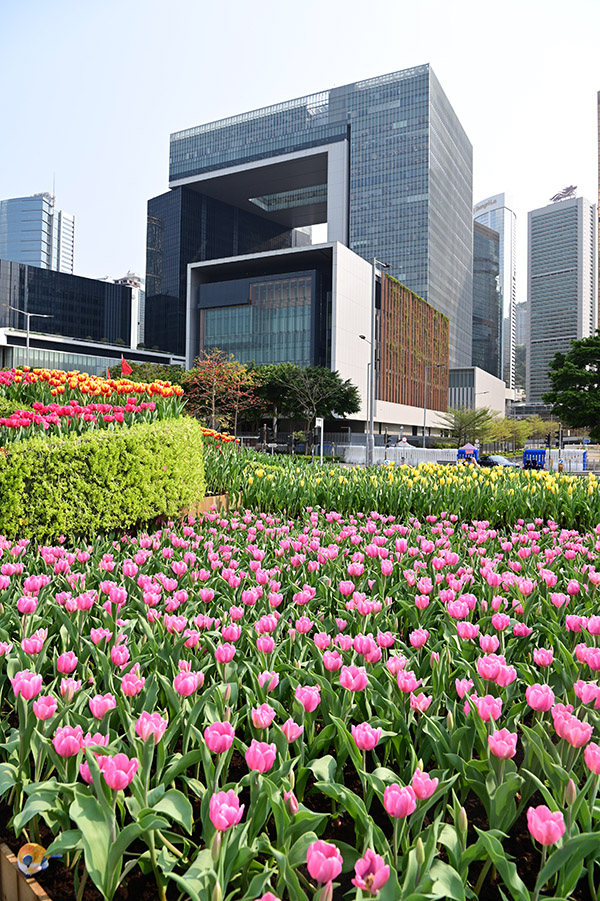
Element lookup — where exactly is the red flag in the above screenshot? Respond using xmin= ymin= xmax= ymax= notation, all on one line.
xmin=106 ymin=367 xmax=110 ymax=379
xmin=121 ymin=356 xmax=133 ymax=376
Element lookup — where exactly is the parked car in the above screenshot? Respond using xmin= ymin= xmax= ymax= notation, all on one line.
xmin=478 ymin=454 xmax=520 ymax=468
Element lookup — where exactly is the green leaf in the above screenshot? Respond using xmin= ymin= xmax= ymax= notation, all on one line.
xmin=69 ymin=792 xmax=112 ymax=896
xmin=13 ymin=794 xmax=56 ymax=833
xmin=308 ymin=755 xmax=337 ymax=783
xmin=152 ymin=789 xmax=193 ymax=834
xmin=288 ymin=831 xmax=318 ymax=868
xmin=429 ymin=860 xmax=466 ymax=901
xmin=0 ymin=762 xmax=17 ymax=797
xmin=474 ymin=828 xmax=530 ymax=901
xmin=535 ymin=833 xmax=599 ymax=895
xmin=45 ymin=829 xmax=84 ymax=856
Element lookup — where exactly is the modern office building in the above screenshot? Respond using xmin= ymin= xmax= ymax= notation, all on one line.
xmin=448 ymin=367 xmax=505 ymax=415
xmin=147 ymin=64 xmax=473 ymax=366
xmin=526 ymin=196 xmax=597 ymax=404
xmin=187 ymin=242 xmax=449 ymax=434
xmin=473 ymin=192 xmax=517 ymax=389
xmin=472 ymin=221 xmax=501 ymax=379
xmin=0 ymin=259 xmax=182 ymax=373
xmin=114 ymin=272 xmax=145 ymax=348
xmin=0 ymin=194 xmax=75 ymax=273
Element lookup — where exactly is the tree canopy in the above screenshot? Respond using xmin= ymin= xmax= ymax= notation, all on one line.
xmin=253 ymin=363 xmax=360 ymax=431
xmin=542 ymin=334 xmax=600 ymax=440
xmin=439 ymin=407 xmax=500 ymax=447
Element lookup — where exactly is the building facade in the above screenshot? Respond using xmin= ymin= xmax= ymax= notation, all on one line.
xmin=0 ymin=194 xmax=75 ymax=273
xmin=0 ymin=259 xmax=131 ymax=346
xmin=149 ymin=64 xmax=473 ymax=367
xmin=526 ymin=196 xmax=597 ymax=404
xmin=473 ymin=192 xmax=517 ymax=388
xmin=472 ymin=221 xmax=501 ymax=379
xmin=187 ymin=243 xmax=449 ymax=433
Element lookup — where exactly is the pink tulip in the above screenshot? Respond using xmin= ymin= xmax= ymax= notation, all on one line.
xmin=258 ymin=671 xmax=279 ymax=692
xmin=479 ymin=633 xmax=500 ymax=653
xmin=295 ymin=685 xmax=321 ymax=713
xmin=323 ymin=650 xmax=343 ymax=672
xmin=533 ymin=648 xmax=554 ymax=667
xmin=488 ymin=728 xmax=518 ymax=759
xmin=56 ymin=652 xmax=78 ymax=674
xmin=584 ymin=742 xmax=600 ymax=774
xmin=409 ymin=628 xmax=429 ymax=649
xmin=90 ymin=628 xmax=112 ymax=645
xmin=135 ymin=711 xmax=168 ymax=744
xmin=340 ymin=665 xmax=368 ymax=692
xmin=396 ymin=670 xmax=422 ymax=693
xmin=383 ymin=783 xmax=416 ymax=818
xmin=526 ymin=683 xmax=555 ymax=712
xmin=110 ymin=643 xmax=130 ymax=669
xmin=205 ymin=721 xmax=235 ymax=753
xmin=411 ymin=768 xmax=439 ymax=799
xmin=17 ymin=596 xmax=38 ymax=615
xmin=470 ymin=694 xmax=502 ymax=722
xmin=215 ymin=642 xmax=236 ymax=664
xmin=245 ymin=739 xmax=277 ymax=773
xmin=527 ymin=805 xmax=565 ymax=845
xmin=556 ymin=713 xmax=593 ymax=748
xmin=32 ymin=695 xmax=58 ymax=721
xmin=252 ymin=703 xmax=277 ymax=729
xmin=284 ymin=789 xmax=299 ymax=816
xmin=352 ymin=849 xmax=390 ymax=895
xmin=21 ymin=628 xmax=47 ymax=655
xmin=60 ymin=677 xmax=82 ymax=701
xmin=455 ymin=678 xmax=474 ymax=698
xmin=89 ymin=693 xmax=117 ymax=720
xmin=256 ymin=635 xmax=275 ymax=654
xmin=102 ymin=753 xmax=139 ymax=790
xmin=121 ymin=668 xmax=145 ymax=697
xmin=53 ymin=724 xmax=83 ymax=757
xmin=306 ymin=840 xmax=343 ymax=883
xmin=351 ymin=723 xmax=382 ymax=751
xmin=11 ymin=669 xmax=42 ymax=700
xmin=173 ymin=670 xmax=203 ymax=696
xmin=281 ymin=718 xmax=304 ymax=743
xmin=410 ymin=692 xmax=432 ymax=713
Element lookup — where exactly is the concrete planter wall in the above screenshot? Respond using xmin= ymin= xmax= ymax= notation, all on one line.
xmin=0 ymin=844 xmax=51 ymax=901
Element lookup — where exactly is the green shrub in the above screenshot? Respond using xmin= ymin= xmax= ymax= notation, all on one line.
xmin=0 ymin=418 xmax=205 ymax=540
xmin=0 ymin=397 xmax=32 ymax=416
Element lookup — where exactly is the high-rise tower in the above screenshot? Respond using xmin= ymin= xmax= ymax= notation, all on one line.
xmin=527 ymin=195 xmax=597 ymax=404
xmin=473 ymin=193 xmax=516 ymax=388
xmin=147 ymin=65 xmax=473 ymax=365
xmin=0 ymin=194 xmax=74 ymax=273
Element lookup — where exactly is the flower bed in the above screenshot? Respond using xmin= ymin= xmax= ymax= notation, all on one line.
xmin=0 ymin=508 xmax=599 ymax=900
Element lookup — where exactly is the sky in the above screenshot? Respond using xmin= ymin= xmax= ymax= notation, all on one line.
xmin=1 ymin=0 xmax=598 ymax=305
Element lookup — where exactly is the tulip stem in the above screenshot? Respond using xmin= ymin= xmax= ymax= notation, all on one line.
xmin=532 ymin=846 xmax=548 ymax=901
xmin=474 ymin=857 xmax=492 ymax=896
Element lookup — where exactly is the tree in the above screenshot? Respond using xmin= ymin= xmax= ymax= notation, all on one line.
xmin=439 ymin=407 xmax=499 ymax=447
xmin=107 ymin=361 xmax=187 ymax=386
xmin=542 ymin=334 xmax=600 ymax=440
xmin=182 ymin=349 xmax=262 ymax=434
xmin=255 ymin=364 xmax=360 ymax=433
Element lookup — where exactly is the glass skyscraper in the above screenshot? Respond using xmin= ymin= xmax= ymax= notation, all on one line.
xmin=151 ymin=64 xmax=473 ymax=366
xmin=0 ymin=194 xmax=75 ymax=273
xmin=473 ymin=193 xmax=516 ymax=388
xmin=527 ymin=196 xmax=597 ymax=404
xmin=472 ymin=221 xmax=501 ymax=378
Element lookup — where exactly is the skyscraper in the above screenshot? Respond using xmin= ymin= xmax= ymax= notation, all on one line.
xmin=147 ymin=64 xmax=473 ymax=365
xmin=472 ymin=221 xmax=501 ymax=378
xmin=527 ymin=196 xmax=597 ymax=404
xmin=473 ymin=192 xmax=516 ymax=388
xmin=0 ymin=194 xmax=75 ymax=273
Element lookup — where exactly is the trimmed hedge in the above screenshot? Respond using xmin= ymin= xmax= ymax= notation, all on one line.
xmin=0 ymin=417 xmax=205 ymax=540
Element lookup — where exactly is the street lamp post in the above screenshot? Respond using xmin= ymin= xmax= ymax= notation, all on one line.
xmin=361 ymin=259 xmax=389 ymax=467
xmin=423 ymin=363 xmax=443 ymax=449
xmin=2 ymin=304 xmax=53 ymax=368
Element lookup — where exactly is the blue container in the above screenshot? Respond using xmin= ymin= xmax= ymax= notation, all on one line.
xmin=457 ymin=448 xmax=479 ymax=462
xmin=523 ymin=449 xmax=546 ymax=470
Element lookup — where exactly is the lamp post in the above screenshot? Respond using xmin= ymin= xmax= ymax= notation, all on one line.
xmin=422 ymin=363 xmax=444 ymax=449
xmin=361 ymin=259 xmax=389 ymax=468
xmin=2 ymin=303 xmax=53 ymax=368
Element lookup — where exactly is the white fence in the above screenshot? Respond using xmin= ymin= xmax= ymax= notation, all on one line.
xmin=339 ymin=445 xmax=589 ymax=471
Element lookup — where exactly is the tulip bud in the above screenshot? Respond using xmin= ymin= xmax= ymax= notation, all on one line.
xmin=446 ymin=711 xmax=454 ymax=732
xmin=211 ymin=831 xmax=221 ymax=864
xmin=417 ymin=758 xmax=424 ymax=771
xmin=289 ymin=769 xmax=295 ymax=790
xmin=458 ymin=806 xmax=468 ymax=837
xmin=211 ymin=879 xmax=222 ymax=901
xmin=223 ymin=684 xmax=231 ymax=705
xmin=224 ymin=706 xmax=231 ymax=722
xmin=565 ymin=778 xmax=577 ymax=807
xmin=416 ymin=836 xmax=425 ymax=866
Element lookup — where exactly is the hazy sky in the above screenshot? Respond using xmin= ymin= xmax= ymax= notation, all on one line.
xmin=1 ymin=0 xmax=598 ymax=304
